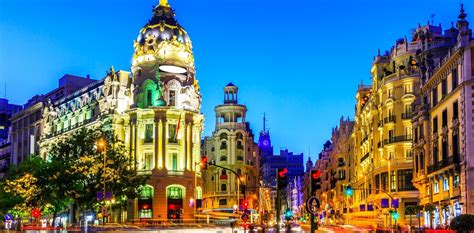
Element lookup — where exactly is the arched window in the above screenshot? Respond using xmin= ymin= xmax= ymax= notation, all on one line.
xmin=220 ymin=133 xmax=228 ymax=140
xmin=220 ymin=141 xmax=227 ymax=150
xmin=221 ymin=184 xmax=227 ymax=191
xmin=139 ymin=185 xmax=154 ymax=200
xmin=141 ymin=79 xmax=157 ymax=108
xmin=236 ymin=133 xmax=243 ymax=140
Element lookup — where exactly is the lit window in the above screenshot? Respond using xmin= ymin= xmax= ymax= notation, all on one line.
xmin=434 ymin=181 xmax=439 ymax=194
xmin=454 ymin=175 xmax=460 ymax=188
xmin=443 ymin=177 xmax=449 ymax=191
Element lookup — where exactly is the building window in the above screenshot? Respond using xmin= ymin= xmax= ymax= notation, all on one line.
xmin=220 ymin=141 xmax=227 ymax=150
xmin=453 ymin=131 xmax=459 ymax=157
xmin=453 ymin=101 xmax=459 ymax=120
xmin=434 ymin=180 xmax=439 ymax=194
xmin=145 ymin=124 xmax=153 ymax=143
xmin=146 ymin=90 xmax=153 ymax=107
xmin=441 ymin=78 xmax=447 ymax=97
xmin=442 ymin=138 xmax=448 ymax=160
xmin=144 ymin=153 xmax=153 ymax=170
xmin=169 ymin=90 xmax=176 ymax=106
xmin=381 ymin=172 xmax=388 ymax=191
xmin=442 ymin=109 xmax=448 ymax=127
xmin=454 ymin=175 xmax=460 ymax=188
xmin=405 ymin=149 xmax=412 ymax=158
xmin=443 ymin=177 xmax=449 ymax=191
xmin=433 ymin=144 xmax=439 ymax=165
xmin=220 ymin=156 xmax=227 ymax=162
xmin=452 ymin=68 xmax=458 ymax=90
xmin=375 ymin=174 xmax=380 ymax=191
xmin=221 ymin=184 xmax=227 ymax=192
xmin=397 ymin=169 xmax=415 ymax=191
xmin=404 ymin=84 xmax=412 ymax=94
xmin=388 ymin=88 xmax=393 ymax=99
xmin=172 ymin=153 xmax=178 ymax=171
xmin=219 ymin=199 xmax=227 ymax=206
xmin=168 ymin=124 xmax=177 ymax=143
xmin=390 ymin=171 xmax=396 ymax=192
xmin=433 ymin=116 xmax=438 ymax=133
xmin=432 ymin=88 xmax=438 ymax=106
xmin=140 ymin=186 xmax=154 ymax=199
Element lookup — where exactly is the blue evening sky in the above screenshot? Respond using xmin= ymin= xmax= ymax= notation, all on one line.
xmin=0 ymin=0 xmax=470 ymax=162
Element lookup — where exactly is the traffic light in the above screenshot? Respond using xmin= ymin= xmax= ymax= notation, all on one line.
xmin=285 ymin=208 xmax=293 ymax=221
xmin=391 ymin=210 xmax=399 ymax=220
xmin=310 ymin=170 xmax=322 ymax=193
xmin=344 ymin=185 xmax=353 ymax=197
xmin=277 ymin=168 xmax=288 ymax=189
xmin=200 ymin=156 xmax=208 ymax=170
xmin=242 ymin=200 xmax=249 ymax=210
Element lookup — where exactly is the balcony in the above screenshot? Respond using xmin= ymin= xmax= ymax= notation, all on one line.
xmin=401 ymin=112 xmax=413 ymax=120
xmin=384 ymin=115 xmax=396 ymax=124
xmin=427 ymin=155 xmax=460 ymax=174
xmin=383 ymin=135 xmax=412 ymax=145
xmin=216 ymin=122 xmax=247 ymax=131
xmin=167 ymin=170 xmax=184 ymax=176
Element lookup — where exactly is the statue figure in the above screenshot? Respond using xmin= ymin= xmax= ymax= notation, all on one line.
xmin=154 ymin=66 xmax=166 ymax=106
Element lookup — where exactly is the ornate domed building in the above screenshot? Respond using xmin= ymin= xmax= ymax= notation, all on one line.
xmin=126 ymin=0 xmax=204 ymax=221
xmin=30 ymin=0 xmax=204 ymax=223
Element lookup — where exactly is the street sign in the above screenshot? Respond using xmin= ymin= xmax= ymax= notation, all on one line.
xmin=4 ymin=214 xmax=12 ymax=221
xmin=306 ymin=197 xmax=320 ymax=214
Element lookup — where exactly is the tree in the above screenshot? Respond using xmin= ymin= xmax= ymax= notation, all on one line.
xmin=0 ymin=126 xmax=147 ymax=224
xmin=45 ymin=126 xmax=148 ymax=223
xmin=450 ymin=214 xmax=474 ymax=233
xmin=0 ymin=156 xmax=50 ymax=217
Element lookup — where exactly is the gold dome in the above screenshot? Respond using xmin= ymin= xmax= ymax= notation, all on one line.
xmin=132 ymin=0 xmax=194 ymax=73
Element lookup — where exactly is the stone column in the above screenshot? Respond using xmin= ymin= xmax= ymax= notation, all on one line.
xmin=154 ymin=114 xmax=159 ymax=170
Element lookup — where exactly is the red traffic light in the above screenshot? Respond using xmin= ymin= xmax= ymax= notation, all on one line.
xmin=31 ymin=209 xmax=41 ymax=218
xmin=278 ymin=168 xmax=288 ymax=178
xmin=243 ymin=200 xmax=248 ymax=208
xmin=200 ymin=156 xmax=208 ymax=169
xmin=311 ymin=170 xmax=321 ymax=179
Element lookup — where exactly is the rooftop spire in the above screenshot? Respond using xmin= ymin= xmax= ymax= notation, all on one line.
xmin=159 ymin=0 xmax=170 ymax=7
xmin=459 ymin=4 xmax=467 ymax=20
xmin=263 ymin=113 xmax=267 ymax=132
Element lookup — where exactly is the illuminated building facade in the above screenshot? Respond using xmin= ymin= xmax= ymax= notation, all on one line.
xmin=412 ymin=5 xmax=473 ymax=228
xmin=349 ymin=26 xmax=422 ymax=227
xmin=11 ymin=74 xmax=95 ymax=165
xmin=202 ymin=84 xmax=260 ymax=212
xmin=321 ymin=117 xmax=353 ymax=223
xmin=36 ymin=0 xmax=204 ymax=221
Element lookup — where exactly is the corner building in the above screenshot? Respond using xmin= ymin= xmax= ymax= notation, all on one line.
xmin=39 ymin=0 xmax=204 ymax=221
xmin=412 ymin=5 xmax=474 ymax=228
xmin=202 ymin=84 xmax=260 ymax=213
xmin=127 ymin=0 xmax=203 ymax=221
xmin=349 ymin=29 xmax=421 ymax=226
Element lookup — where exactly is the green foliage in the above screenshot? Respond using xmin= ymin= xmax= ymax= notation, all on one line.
xmin=0 ymin=126 xmax=148 ymax=218
xmin=450 ymin=214 xmax=474 ymax=232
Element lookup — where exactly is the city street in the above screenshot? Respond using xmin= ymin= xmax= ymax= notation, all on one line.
xmin=2 ymin=1 xmax=474 ymax=232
